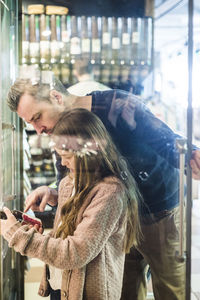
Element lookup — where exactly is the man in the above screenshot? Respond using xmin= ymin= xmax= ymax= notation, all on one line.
xmin=7 ymin=74 xmax=200 ymax=300
xmin=67 ymin=58 xmax=111 ymax=96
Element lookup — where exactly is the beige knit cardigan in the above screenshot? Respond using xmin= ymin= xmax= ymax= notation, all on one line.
xmin=4 ymin=176 xmax=127 ymax=300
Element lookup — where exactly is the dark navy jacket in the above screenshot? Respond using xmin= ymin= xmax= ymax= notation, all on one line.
xmin=56 ymin=89 xmax=188 ymax=215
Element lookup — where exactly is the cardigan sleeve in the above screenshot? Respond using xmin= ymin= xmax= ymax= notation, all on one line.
xmin=4 ymin=180 xmax=125 ymax=270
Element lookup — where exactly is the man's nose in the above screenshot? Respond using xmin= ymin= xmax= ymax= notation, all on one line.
xmin=34 ymin=125 xmax=46 ymax=135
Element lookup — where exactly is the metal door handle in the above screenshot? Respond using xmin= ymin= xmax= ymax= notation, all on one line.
xmin=11 ymin=124 xmax=16 ymax=195
xmin=2 ymin=123 xmax=16 ymax=200
xmin=175 ymin=138 xmax=187 ymax=262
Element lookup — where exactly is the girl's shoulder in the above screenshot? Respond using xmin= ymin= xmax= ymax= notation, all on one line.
xmin=94 ymin=176 xmax=125 ymax=195
xmin=87 ymin=176 xmax=126 ymax=210
xmin=58 ymin=175 xmax=74 ymax=192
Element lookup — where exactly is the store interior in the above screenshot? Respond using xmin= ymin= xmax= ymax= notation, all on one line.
xmin=0 ymin=0 xmax=200 ymax=299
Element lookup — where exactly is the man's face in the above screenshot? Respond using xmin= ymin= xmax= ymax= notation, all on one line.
xmin=17 ymin=92 xmax=63 ymax=134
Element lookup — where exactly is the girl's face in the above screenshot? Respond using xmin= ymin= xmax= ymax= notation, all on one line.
xmin=55 ymin=148 xmax=75 ymax=175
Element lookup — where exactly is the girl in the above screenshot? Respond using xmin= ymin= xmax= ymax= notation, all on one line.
xmin=1 ymin=108 xmax=142 ymax=300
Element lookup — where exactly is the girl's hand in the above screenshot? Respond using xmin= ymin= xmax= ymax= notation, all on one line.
xmin=0 ymin=207 xmax=18 ymax=236
xmin=28 ymin=223 xmax=44 ymax=234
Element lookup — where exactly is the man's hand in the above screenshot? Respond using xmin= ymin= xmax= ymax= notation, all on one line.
xmin=24 ymin=186 xmax=58 ymax=213
xmin=0 ymin=207 xmax=18 ymax=236
xmin=190 ymin=150 xmax=200 ymax=180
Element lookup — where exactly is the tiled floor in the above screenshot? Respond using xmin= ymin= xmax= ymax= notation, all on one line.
xmin=25 ymin=259 xmax=49 ymax=300
xmin=25 ymin=200 xmax=200 ymax=300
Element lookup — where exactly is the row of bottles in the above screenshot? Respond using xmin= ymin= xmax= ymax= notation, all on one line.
xmin=22 ymin=13 xmax=152 ymax=67
xmin=25 ymin=130 xmax=56 ymax=190
xmin=21 ymin=4 xmax=153 ymax=94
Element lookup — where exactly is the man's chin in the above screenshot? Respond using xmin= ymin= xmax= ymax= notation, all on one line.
xmin=42 ymin=131 xmax=52 ymax=136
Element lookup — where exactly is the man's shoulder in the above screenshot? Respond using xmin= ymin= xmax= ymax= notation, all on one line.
xmin=90 ymin=89 xmax=127 ymax=102
xmin=91 ymin=88 xmax=141 ymax=100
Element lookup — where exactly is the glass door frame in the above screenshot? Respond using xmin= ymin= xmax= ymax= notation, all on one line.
xmin=186 ymin=0 xmax=193 ymax=299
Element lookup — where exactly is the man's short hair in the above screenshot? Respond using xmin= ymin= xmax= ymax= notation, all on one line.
xmin=7 ymin=77 xmax=69 ymax=112
xmin=7 ymin=79 xmax=41 ymax=112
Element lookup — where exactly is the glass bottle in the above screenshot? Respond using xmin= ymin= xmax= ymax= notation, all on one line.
xmin=50 ymin=14 xmax=61 ymax=64
xmin=137 ymin=17 xmax=146 ymax=66
xmin=40 ymin=14 xmax=50 ymax=68
xmin=60 ymin=15 xmax=71 ymax=86
xmin=70 ymin=16 xmax=81 ymax=63
xmin=90 ymin=16 xmax=101 ymax=81
xmin=121 ymin=17 xmax=131 ymax=64
xmin=110 ymin=17 xmax=121 ymax=88
xmin=119 ymin=17 xmax=132 ymax=88
xmin=101 ymin=17 xmax=111 ymax=64
xmin=145 ymin=17 xmax=153 ymax=67
xmin=131 ymin=17 xmax=140 ymax=65
xmin=100 ymin=17 xmax=111 ymax=85
xmin=81 ymin=16 xmax=91 ymax=61
xmin=22 ymin=13 xmax=30 ymax=65
xmin=111 ymin=17 xmax=121 ymax=64
xmin=29 ymin=14 xmax=40 ymax=65
xmin=61 ymin=15 xmax=71 ymax=64
xmin=91 ymin=16 xmax=101 ymax=64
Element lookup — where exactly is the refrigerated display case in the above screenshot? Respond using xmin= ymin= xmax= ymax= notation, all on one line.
xmin=15 ymin=0 xmax=199 ymax=299
xmin=0 ymin=0 xmax=24 ymax=299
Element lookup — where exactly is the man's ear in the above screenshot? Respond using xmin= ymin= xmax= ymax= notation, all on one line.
xmin=50 ymin=90 xmax=63 ymax=105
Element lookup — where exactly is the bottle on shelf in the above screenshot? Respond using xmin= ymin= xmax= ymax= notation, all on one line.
xmin=91 ymin=16 xmax=101 ymax=65
xmin=131 ymin=17 xmax=140 ymax=66
xmin=110 ymin=17 xmax=121 ymax=88
xmin=22 ymin=13 xmax=30 ymax=65
xmin=39 ymin=13 xmax=50 ymax=69
xmin=111 ymin=17 xmax=121 ymax=65
xmin=28 ymin=4 xmax=44 ymax=65
xmin=137 ymin=17 xmax=153 ymax=87
xmin=137 ymin=17 xmax=146 ymax=66
xmin=100 ymin=16 xmax=111 ymax=85
xmin=46 ymin=6 xmax=69 ymax=79
xmin=118 ymin=17 xmax=132 ymax=90
xmin=81 ymin=16 xmax=91 ymax=61
xmin=70 ymin=16 xmax=81 ymax=64
xmin=145 ymin=17 xmax=153 ymax=67
xmin=61 ymin=15 xmax=71 ymax=64
xmin=49 ymin=14 xmax=61 ymax=64
xmin=91 ymin=16 xmax=101 ymax=81
xmin=48 ymin=13 xmax=61 ymax=80
xmin=60 ymin=15 xmax=71 ymax=86
xmin=101 ymin=16 xmax=112 ymax=64
xmin=120 ymin=17 xmax=131 ymax=65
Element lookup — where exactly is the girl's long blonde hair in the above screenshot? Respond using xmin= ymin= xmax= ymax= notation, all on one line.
xmin=52 ymin=108 xmax=142 ymax=253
